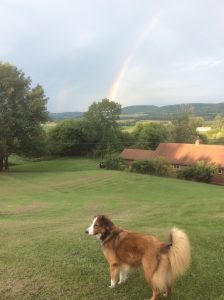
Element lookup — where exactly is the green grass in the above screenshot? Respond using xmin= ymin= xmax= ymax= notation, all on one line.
xmin=1 ymin=157 xmax=224 ymax=300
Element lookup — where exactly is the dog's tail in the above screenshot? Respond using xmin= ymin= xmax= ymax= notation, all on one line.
xmin=168 ymin=227 xmax=191 ymax=279
xmin=152 ymin=228 xmax=191 ymax=292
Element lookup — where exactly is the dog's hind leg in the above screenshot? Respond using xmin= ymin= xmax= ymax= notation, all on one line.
xmin=118 ymin=264 xmax=129 ymax=284
xmin=163 ymin=286 xmax=171 ymax=299
xmin=109 ymin=263 xmax=120 ymax=288
xmin=150 ymin=288 xmax=160 ymax=300
xmin=142 ymin=257 xmax=161 ymax=300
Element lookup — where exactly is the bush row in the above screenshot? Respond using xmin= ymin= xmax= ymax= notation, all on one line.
xmin=100 ymin=155 xmax=216 ymax=183
xmin=131 ymin=157 xmax=175 ymax=177
xmin=177 ymin=161 xmax=216 ymax=183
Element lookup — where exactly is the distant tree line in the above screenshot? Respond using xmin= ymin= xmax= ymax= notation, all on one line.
xmin=47 ymin=102 xmax=210 ymax=156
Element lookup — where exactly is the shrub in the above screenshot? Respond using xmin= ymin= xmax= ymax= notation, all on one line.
xmin=100 ymin=155 xmax=127 ymax=170
xmin=177 ymin=161 xmax=216 ymax=183
xmin=131 ymin=157 xmax=174 ymax=177
xmin=151 ymin=157 xmax=175 ymax=177
xmin=131 ymin=160 xmax=155 ymax=174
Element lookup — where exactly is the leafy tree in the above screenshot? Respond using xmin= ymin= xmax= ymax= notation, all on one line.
xmin=84 ymin=98 xmax=122 ymax=156
xmin=133 ymin=122 xmax=168 ymax=150
xmin=213 ymin=114 xmax=224 ymax=130
xmin=119 ymin=130 xmax=136 ymax=148
xmin=171 ymin=107 xmax=199 ymax=143
xmin=48 ymin=119 xmax=95 ymax=156
xmin=0 ymin=62 xmax=48 ymax=170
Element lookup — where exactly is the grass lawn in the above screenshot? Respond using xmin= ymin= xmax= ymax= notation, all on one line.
xmin=0 ymin=157 xmax=224 ymax=300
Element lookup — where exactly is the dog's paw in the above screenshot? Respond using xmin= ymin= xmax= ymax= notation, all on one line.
xmin=109 ymin=280 xmax=116 ymax=288
xmin=118 ymin=279 xmax=126 ymax=285
xmin=108 ymin=285 xmax=116 ymax=288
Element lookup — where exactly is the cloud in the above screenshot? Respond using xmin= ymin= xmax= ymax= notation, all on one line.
xmin=0 ymin=0 xmax=224 ymax=111
xmin=175 ymin=58 xmax=224 ymax=71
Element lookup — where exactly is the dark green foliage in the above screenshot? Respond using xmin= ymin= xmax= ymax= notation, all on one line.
xmin=198 ymin=133 xmax=209 ymax=144
xmin=152 ymin=157 xmax=175 ymax=177
xmin=117 ymin=130 xmax=136 ymax=148
xmin=131 ymin=160 xmax=155 ymax=174
xmin=48 ymin=119 xmax=94 ymax=156
xmin=171 ymin=108 xmax=202 ymax=143
xmin=47 ymin=100 xmax=126 ymax=157
xmin=84 ymin=98 xmax=122 ymax=156
xmin=0 ymin=62 xmax=48 ymax=170
xmin=133 ymin=122 xmax=168 ymax=150
xmin=131 ymin=157 xmax=174 ymax=177
xmin=100 ymin=155 xmax=127 ymax=170
xmin=177 ymin=161 xmax=216 ymax=183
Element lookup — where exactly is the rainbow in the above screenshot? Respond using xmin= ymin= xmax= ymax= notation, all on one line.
xmin=107 ymin=16 xmax=160 ymax=101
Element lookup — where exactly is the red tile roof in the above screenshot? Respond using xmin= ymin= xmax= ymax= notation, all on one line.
xmin=120 ymin=148 xmax=157 ymax=161
xmin=156 ymin=143 xmax=224 ymax=167
xmin=120 ymin=143 xmax=224 ymax=167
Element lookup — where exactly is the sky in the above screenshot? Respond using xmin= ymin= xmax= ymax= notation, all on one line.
xmin=0 ymin=0 xmax=224 ymax=112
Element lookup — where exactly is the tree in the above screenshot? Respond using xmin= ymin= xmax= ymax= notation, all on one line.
xmin=84 ymin=98 xmax=122 ymax=156
xmin=133 ymin=122 xmax=168 ymax=150
xmin=171 ymin=107 xmax=199 ymax=143
xmin=0 ymin=62 xmax=48 ymax=170
xmin=48 ymin=119 xmax=95 ymax=156
xmin=213 ymin=114 xmax=224 ymax=130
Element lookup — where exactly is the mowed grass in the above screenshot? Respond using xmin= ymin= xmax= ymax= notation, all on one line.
xmin=0 ymin=158 xmax=224 ymax=300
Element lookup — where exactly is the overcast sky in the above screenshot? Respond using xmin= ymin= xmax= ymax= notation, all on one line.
xmin=1 ymin=0 xmax=224 ymax=112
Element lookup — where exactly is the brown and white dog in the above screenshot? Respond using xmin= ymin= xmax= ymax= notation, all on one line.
xmin=85 ymin=215 xmax=191 ymax=300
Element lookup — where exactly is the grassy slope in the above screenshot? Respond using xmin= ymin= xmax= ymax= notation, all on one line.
xmin=0 ymin=158 xmax=224 ymax=300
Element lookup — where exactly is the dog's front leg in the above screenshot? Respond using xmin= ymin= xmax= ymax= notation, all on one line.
xmin=109 ymin=263 xmax=119 ymax=288
xmin=118 ymin=265 xmax=129 ymax=284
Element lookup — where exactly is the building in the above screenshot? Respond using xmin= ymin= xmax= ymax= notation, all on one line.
xmin=120 ymin=142 xmax=224 ymax=184
xmin=196 ymin=127 xmax=211 ymax=133
xmin=120 ymin=148 xmax=157 ymax=166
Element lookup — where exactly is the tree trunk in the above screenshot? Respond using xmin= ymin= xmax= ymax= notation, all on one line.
xmin=0 ymin=156 xmax=3 ymax=171
xmin=4 ymin=156 xmax=8 ymax=170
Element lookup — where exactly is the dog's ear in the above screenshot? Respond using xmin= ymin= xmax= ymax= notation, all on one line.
xmin=98 ymin=215 xmax=105 ymax=220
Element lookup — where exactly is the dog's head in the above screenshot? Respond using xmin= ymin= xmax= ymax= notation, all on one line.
xmin=85 ymin=215 xmax=114 ymax=237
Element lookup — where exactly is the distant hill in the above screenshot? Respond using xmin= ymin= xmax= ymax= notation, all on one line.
xmin=49 ymin=112 xmax=83 ymax=121
xmin=121 ymin=103 xmax=224 ymax=120
xmin=49 ymin=102 xmax=224 ymax=121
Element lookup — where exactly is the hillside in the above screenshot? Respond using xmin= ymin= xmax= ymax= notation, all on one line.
xmin=49 ymin=111 xmax=83 ymax=120
xmin=1 ymin=157 xmax=224 ymax=299
xmin=121 ymin=102 xmax=224 ymax=120
xmin=49 ymin=102 xmax=224 ymax=121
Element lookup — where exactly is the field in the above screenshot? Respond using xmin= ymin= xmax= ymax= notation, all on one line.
xmin=0 ymin=158 xmax=224 ymax=300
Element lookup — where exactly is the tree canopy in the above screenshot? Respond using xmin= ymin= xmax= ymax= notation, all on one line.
xmin=84 ymin=98 xmax=122 ymax=155
xmin=0 ymin=62 xmax=48 ymax=170
xmin=171 ymin=107 xmax=199 ymax=143
xmin=48 ymin=119 xmax=95 ymax=156
xmin=133 ymin=122 xmax=168 ymax=150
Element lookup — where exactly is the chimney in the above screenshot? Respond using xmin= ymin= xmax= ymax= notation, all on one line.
xmin=195 ymin=139 xmax=200 ymax=146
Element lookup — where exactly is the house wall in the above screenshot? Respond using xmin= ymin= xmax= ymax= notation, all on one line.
xmin=211 ymin=168 xmax=224 ymax=185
